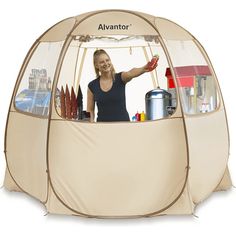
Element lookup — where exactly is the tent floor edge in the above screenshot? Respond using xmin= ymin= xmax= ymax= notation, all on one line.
xmin=3 ymin=167 xmax=22 ymax=193
xmin=158 ymin=182 xmax=195 ymax=216
xmin=45 ymin=183 xmax=77 ymax=216
xmin=214 ymin=165 xmax=232 ymax=192
xmin=45 ymin=181 xmax=195 ymax=218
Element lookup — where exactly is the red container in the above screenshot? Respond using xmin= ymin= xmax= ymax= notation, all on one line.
xmin=147 ymin=55 xmax=159 ymax=71
xmin=135 ymin=112 xmax=141 ymax=121
xmin=165 ymin=66 xmax=211 ymax=88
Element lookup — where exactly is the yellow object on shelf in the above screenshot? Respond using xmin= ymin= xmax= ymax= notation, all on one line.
xmin=140 ymin=111 xmax=146 ymax=122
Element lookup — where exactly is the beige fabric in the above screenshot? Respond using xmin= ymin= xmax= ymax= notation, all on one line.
xmin=40 ymin=18 xmax=76 ymax=42
xmin=39 ymin=10 xmax=196 ymax=42
xmin=186 ymin=108 xmax=229 ymax=203
xmin=40 ymin=10 xmax=159 ymax=42
xmin=46 ymin=182 xmax=195 ymax=217
xmin=6 ymin=112 xmax=48 ymax=202
xmin=72 ymin=11 xmax=158 ymax=36
xmin=4 ymin=168 xmax=22 ymax=192
xmin=45 ymin=184 xmax=75 ymax=216
xmin=160 ymin=181 xmax=195 ymax=215
xmin=155 ymin=17 xmax=193 ymax=40
xmin=48 ymin=118 xmax=188 ymax=216
xmin=74 ymin=10 xmax=156 ymax=25
xmin=214 ymin=166 xmax=232 ymax=191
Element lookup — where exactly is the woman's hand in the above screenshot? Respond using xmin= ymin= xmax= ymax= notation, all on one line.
xmin=145 ymin=55 xmax=159 ymax=72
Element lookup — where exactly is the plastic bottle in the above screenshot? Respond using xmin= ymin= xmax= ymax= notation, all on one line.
xmin=135 ymin=111 xmax=140 ymax=121
xmin=200 ymin=98 xmax=210 ymax=113
xmin=132 ymin=116 xmax=137 ymax=122
xmin=140 ymin=111 xmax=146 ymax=121
xmin=147 ymin=54 xmax=159 ymax=71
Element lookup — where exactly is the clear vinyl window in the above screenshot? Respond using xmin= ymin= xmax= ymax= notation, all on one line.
xmin=15 ymin=41 xmax=64 ymax=117
xmin=164 ymin=40 xmax=219 ymax=115
xmin=55 ymin=35 xmax=177 ymax=122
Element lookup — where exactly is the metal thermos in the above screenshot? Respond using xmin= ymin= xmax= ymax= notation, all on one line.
xmin=145 ymin=88 xmax=172 ymax=120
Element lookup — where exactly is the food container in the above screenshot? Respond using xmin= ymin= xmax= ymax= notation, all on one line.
xmin=145 ymin=88 xmax=172 ymax=120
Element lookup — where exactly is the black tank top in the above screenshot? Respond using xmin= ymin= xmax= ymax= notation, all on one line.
xmin=88 ymin=72 xmax=130 ymax=122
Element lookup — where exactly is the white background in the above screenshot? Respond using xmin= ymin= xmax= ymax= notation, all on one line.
xmin=0 ymin=0 xmax=235 ymax=235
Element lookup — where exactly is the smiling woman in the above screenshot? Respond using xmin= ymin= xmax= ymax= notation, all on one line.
xmin=87 ymin=49 xmax=155 ymax=122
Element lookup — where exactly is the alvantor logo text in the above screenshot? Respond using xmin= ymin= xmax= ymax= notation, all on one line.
xmin=98 ymin=24 xmax=131 ymax=30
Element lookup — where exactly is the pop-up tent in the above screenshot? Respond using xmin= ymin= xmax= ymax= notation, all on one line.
xmin=4 ymin=9 xmax=232 ymax=218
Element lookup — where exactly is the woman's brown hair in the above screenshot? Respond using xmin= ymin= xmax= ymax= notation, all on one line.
xmin=93 ymin=49 xmax=115 ymax=78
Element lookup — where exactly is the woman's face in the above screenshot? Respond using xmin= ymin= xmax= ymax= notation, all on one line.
xmin=95 ymin=53 xmax=112 ymax=74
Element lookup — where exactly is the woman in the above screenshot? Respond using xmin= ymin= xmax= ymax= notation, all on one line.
xmin=87 ymin=49 xmax=157 ymax=122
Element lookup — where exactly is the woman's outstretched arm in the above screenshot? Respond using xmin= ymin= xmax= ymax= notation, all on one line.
xmin=121 ymin=65 xmax=149 ymax=83
xmin=121 ymin=56 xmax=158 ymax=83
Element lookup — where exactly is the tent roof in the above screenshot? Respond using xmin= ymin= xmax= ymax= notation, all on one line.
xmin=39 ymin=10 xmax=193 ymax=42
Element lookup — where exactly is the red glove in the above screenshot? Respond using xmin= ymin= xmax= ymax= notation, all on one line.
xmin=147 ymin=55 xmax=159 ymax=71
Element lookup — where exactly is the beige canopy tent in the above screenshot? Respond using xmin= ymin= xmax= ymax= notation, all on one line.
xmin=4 ymin=9 xmax=232 ymax=218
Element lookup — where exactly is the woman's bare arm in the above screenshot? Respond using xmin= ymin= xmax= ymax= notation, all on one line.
xmin=87 ymin=88 xmax=95 ymax=122
xmin=121 ymin=56 xmax=158 ymax=83
xmin=121 ymin=65 xmax=148 ymax=83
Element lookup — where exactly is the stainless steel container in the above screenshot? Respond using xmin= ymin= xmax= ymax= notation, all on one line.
xmin=145 ymin=88 xmax=172 ymax=120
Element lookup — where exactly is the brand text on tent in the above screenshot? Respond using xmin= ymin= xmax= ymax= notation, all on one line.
xmin=98 ymin=24 xmax=132 ymax=30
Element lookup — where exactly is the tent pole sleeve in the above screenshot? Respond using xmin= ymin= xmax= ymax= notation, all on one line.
xmin=75 ymin=48 xmax=87 ymax=96
xmin=73 ymin=42 xmax=82 ymax=88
